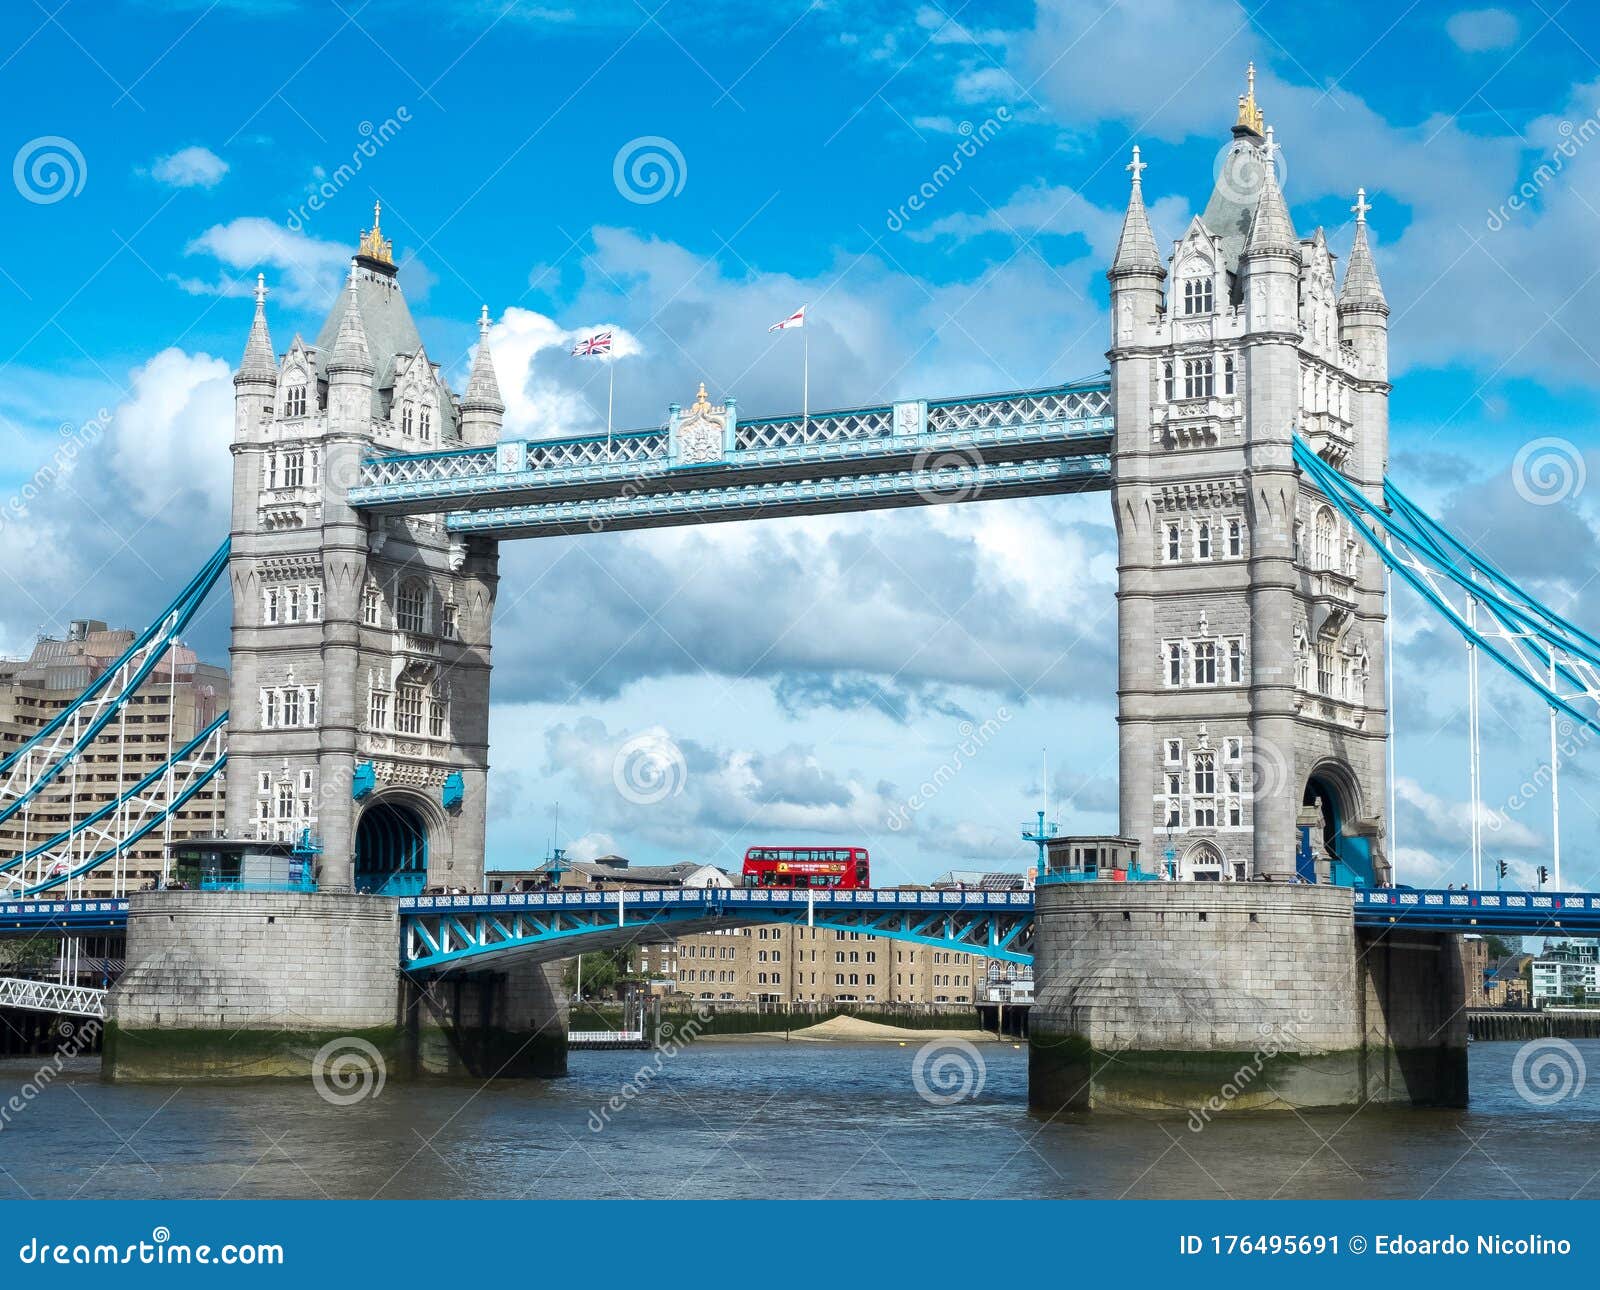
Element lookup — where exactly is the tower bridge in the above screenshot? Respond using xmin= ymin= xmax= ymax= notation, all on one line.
xmin=4 ymin=73 xmax=1598 ymax=1110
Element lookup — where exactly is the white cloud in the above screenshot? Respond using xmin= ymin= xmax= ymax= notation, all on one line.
xmin=1446 ymin=8 xmax=1520 ymax=51
xmin=179 ymin=217 xmax=351 ymax=306
xmin=106 ymin=348 xmax=234 ymax=522
xmin=485 ymin=307 xmax=643 ymax=439
xmin=539 ymin=717 xmax=907 ymax=857
xmin=150 ymin=146 xmax=228 ymax=189
xmin=1396 ymin=775 xmax=1543 ymax=855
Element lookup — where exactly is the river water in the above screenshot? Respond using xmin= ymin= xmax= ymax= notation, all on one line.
xmin=0 ymin=1039 xmax=1594 ymax=1200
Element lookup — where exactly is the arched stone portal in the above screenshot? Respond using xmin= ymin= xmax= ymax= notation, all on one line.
xmin=1300 ymin=765 xmax=1374 ymax=885
xmin=354 ymin=799 xmax=429 ymax=896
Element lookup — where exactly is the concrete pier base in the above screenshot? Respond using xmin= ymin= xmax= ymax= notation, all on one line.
xmin=104 ymin=892 xmax=568 ymax=1082
xmin=1028 ymin=882 xmax=1466 ymax=1115
xmin=405 ymin=961 xmax=568 ymax=1079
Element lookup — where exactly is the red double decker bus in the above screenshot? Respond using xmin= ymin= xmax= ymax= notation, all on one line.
xmin=741 ymin=846 xmax=870 ymax=890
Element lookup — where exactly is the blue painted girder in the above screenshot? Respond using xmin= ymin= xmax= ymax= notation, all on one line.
xmin=398 ymin=887 xmax=1039 ymax=972
xmin=0 ymin=898 xmax=129 ymax=934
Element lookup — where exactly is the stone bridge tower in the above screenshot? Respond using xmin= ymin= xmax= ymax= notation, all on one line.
xmin=1108 ymin=71 xmax=1390 ymax=884
xmin=225 ymin=206 xmax=504 ymax=894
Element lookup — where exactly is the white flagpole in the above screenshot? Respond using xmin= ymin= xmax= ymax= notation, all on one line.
xmin=802 ymin=323 xmax=810 ymax=431
xmin=607 ymin=355 xmax=615 ymax=450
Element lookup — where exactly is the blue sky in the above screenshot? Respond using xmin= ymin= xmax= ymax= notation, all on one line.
xmin=2 ymin=0 xmax=1599 ymax=887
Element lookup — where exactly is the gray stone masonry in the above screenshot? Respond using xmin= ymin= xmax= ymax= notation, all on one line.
xmin=1029 ymin=882 xmax=1466 ymax=1112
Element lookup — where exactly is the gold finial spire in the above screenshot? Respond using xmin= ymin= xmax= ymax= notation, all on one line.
xmin=357 ymin=198 xmax=395 ymax=266
xmin=692 ymin=380 xmax=711 ymax=413
xmin=1235 ymin=61 xmax=1265 ymax=137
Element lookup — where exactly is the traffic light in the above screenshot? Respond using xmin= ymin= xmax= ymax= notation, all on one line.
xmin=1538 ymin=865 xmax=1549 ymax=887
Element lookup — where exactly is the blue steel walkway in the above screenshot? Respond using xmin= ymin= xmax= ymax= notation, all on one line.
xmin=7 ymin=888 xmax=1600 ymax=967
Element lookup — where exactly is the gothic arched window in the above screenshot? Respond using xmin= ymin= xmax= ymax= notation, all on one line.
xmin=396 ymin=578 xmax=428 ymax=634
xmin=1313 ymin=507 xmax=1336 ymax=569
xmin=284 ymin=379 xmax=307 ymax=418
xmin=1183 ymin=277 xmax=1214 ymax=315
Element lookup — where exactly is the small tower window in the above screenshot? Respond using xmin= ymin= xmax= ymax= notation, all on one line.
xmin=1165 ymin=524 xmax=1181 ymax=562
xmin=1162 ymin=362 xmax=1174 ymax=401
xmin=1183 ymin=358 xmax=1214 ymax=399
xmin=283 ymin=451 xmax=304 ymax=488
xmin=1193 ymin=641 xmax=1217 ymax=685
xmin=1228 ymin=639 xmax=1244 ymax=683
xmin=1223 ymin=353 xmax=1236 ymax=395
xmin=362 ymin=584 xmax=382 ymax=627
xmin=1228 ymin=518 xmax=1243 ymax=557
xmin=284 ymin=380 xmax=307 ymax=419
xmin=1183 ymin=278 xmax=1214 ymax=315
xmin=419 ymin=407 xmax=433 ymax=443
xmin=1167 ymin=643 xmax=1184 ymax=686
xmin=401 ymin=403 xmax=415 ymax=436
xmin=1196 ymin=522 xmax=1212 ymax=560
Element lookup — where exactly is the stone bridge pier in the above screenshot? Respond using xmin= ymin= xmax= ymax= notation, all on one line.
xmin=103 ymin=892 xmax=567 ymax=1082
xmin=1027 ymin=882 xmax=1467 ymax=1115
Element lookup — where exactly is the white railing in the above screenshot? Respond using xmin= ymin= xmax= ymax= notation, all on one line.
xmin=927 ymin=387 xmax=1109 ymax=433
xmin=736 ymin=408 xmax=893 ymax=451
xmin=0 ymin=976 xmax=107 ymax=1018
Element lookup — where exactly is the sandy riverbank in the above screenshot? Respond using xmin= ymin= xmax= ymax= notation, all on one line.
xmin=691 ymin=1014 xmax=1014 ymax=1044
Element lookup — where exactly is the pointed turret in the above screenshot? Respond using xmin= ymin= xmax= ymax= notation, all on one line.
xmin=1244 ymin=128 xmax=1298 ymax=259
xmin=326 ymin=260 xmax=374 ymax=448
xmin=460 ymin=305 xmax=505 ymax=446
xmin=1110 ymin=146 xmax=1164 ymax=277
xmin=236 ymin=274 xmax=277 ymax=384
xmin=1339 ymin=188 xmax=1387 ymax=311
xmin=328 ymin=261 xmax=373 ymax=375
xmin=232 ymin=274 xmax=277 ymax=442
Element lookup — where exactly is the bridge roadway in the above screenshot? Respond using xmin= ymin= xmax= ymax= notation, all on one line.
xmin=2 ymin=887 xmax=1596 ymax=970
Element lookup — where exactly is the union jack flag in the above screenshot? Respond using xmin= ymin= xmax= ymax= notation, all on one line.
xmin=571 ymin=330 xmax=612 ymax=357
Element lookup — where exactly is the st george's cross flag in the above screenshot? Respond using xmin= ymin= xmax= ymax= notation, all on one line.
xmin=768 ymin=306 xmax=806 ymax=332
xmin=571 ymin=330 xmax=613 ymax=357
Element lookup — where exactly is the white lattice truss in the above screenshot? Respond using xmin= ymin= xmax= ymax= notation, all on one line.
xmin=352 ymin=383 xmax=1115 ymax=503
xmin=0 ymin=976 xmax=106 ymax=1019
